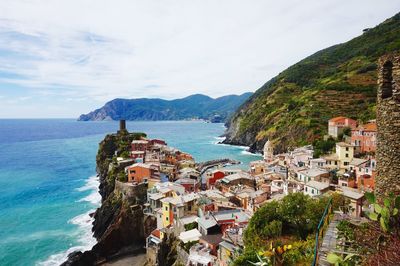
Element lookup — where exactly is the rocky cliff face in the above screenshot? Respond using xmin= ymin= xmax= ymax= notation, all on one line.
xmin=224 ymin=12 xmax=400 ymax=153
xmin=62 ymin=132 xmax=156 ymax=266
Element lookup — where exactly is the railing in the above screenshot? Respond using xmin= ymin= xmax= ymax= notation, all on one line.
xmin=312 ymin=197 xmax=333 ymax=266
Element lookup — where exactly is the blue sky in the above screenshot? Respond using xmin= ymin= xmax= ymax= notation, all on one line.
xmin=0 ymin=0 xmax=399 ymax=118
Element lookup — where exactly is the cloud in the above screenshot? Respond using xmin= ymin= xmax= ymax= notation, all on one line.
xmin=0 ymin=0 xmax=399 ymax=117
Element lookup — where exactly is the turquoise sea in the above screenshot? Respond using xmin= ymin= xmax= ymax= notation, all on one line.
xmin=0 ymin=119 xmax=261 ymax=266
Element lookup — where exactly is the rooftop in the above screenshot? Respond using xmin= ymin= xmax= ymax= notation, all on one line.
xmin=179 ymin=229 xmax=202 ymax=243
xmin=298 ymin=168 xmax=329 ymax=177
xmin=305 ymin=180 xmax=330 ymax=190
xmin=336 ymin=142 xmax=354 ymax=148
xmin=341 ymin=187 xmax=364 ymax=200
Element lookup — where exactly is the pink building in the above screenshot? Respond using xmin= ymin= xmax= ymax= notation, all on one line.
xmin=351 ymin=122 xmax=377 ymax=153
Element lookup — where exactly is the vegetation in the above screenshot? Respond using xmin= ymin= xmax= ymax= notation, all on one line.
xmin=365 ymin=192 xmax=400 ymax=233
xmin=184 ymin=222 xmax=198 ymax=231
xmin=79 ymin=93 xmax=253 ymax=122
xmin=226 ymin=12 xmax=400 ymax=152
xmin=327 ymin=192 xmax=400 ymax=265
xmin=235 ymin=193 xmax=349 ymax=265
xmin=313 ymin=137 xmax=336 ymax=158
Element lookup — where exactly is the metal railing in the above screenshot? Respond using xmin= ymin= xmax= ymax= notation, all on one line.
xmin=312 ymin=197 xmax=333 ymax=266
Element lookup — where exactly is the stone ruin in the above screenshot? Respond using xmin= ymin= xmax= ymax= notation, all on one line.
xmin=376 ymin=52 xmax=400 ymax=196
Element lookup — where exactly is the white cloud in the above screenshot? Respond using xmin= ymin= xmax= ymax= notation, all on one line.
xmin=0 ymin=0 xmax=399 ymax=117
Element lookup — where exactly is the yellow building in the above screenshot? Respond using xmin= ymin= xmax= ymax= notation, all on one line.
xmin=336 ymin=142 xmax=354 ymax=170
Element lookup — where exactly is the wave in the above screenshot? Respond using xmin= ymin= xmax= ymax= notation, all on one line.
xmin=37 ymin=176 xmax=100 ymax=266
xmin=240 ymin=150 xmax=262 ymax=156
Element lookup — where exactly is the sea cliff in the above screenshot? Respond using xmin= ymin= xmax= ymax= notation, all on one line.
xmin=62 ymin=131 xmax=156 ymax=265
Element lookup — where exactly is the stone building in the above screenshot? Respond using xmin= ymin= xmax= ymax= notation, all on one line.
xmin=376 ymin=53 xmax=400 ymax=196
xmin=263 ymin=139 xmax=274 ymax=162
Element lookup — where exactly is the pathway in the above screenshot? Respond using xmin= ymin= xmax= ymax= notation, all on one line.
xmin=318 ymin=213 xmax=341 ymax=266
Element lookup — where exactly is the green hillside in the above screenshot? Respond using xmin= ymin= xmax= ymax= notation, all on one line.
xmin=224 ymin=12 xmax=400 ymax=153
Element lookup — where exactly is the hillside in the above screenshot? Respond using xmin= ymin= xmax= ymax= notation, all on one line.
xmin=224 ymin=12 xmax=400 ymax=153
xmin=78 ymin=93 xmax=252 ymax=122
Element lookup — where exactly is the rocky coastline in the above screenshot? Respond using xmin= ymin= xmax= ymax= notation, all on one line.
xmin=62 ymin=131 xmax=156 ymax=266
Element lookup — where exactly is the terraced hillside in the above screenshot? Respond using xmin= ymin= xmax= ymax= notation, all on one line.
xmin=224 ymin=12 xmax=400 ymax=153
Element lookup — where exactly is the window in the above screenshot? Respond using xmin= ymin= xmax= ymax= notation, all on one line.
xmin=381 ymin=61 xmax=393 ymax=99
xmin=344 ymin=162 xmax=349 ymax=166
xmin=305 ymin=187 xmax=308 ymax=192
xmin=165 ymin=206 xmax=168 ymax=211
xmin=166 ymin=217 xmax=169 ymax=221
xmin=346 ymin=153 xmax=349 ymax=158
xmin=346 ymin=147 xmax=349 ymax=151
xmin=312 ymin=189 xmax=315 ymax=194
xmin=335 ymin=161 xmax=338 ymax=165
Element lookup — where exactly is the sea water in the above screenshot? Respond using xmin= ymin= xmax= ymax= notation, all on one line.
xmin=0 ymin=119 xmax=261 ymax=266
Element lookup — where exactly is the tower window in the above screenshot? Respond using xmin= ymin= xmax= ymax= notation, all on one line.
xmin=381 ymin=61 xmax=393 ymax=99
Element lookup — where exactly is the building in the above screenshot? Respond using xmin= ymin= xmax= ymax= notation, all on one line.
xmin=341 ymin=188 xmax=364 ymax=218
xmin=216 ymin=172 xmax=255 ymax=193
xmin=323 ymin=142 xmax=354 ymax=171
xmin=263 ymin=139 xmax=274 ymax=162
xmin=351 ymin=122 xmax=377 ymax=153
xmin=249 ymin=160 xmax=268 ymax=175
xmin=296 ymin=168 xmax=330 ymax=184
xmin=174 ymin=178 xmax=200 ymax=193
xmin=328 ymin=116 xmax=357 ymax=138
xmin=376 ymin=53 xmax=400 ymax=196
xmin=126 ymin=163 xmax=160 ymax=183
xmin=131 ymin=139 xmax=149 ymax=152
xmin=304 ymin=180 xmax=330 ymax=197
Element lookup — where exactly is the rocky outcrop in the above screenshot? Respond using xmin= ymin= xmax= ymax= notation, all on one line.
xmin=62 ymin=132 xmax=156 ymax=266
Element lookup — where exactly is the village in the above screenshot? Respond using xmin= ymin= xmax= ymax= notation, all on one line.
xmin=108 ymin=116 xmax=378 ymax=266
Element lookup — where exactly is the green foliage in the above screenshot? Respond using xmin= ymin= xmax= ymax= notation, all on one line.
xmin=313 ymin=137 xmax=336 ymax=158
xmin=365 ymin=192 xmax=400 ymax=233
xmin=117 ymin=172 xmax=127 ymax=182
xmin=233 ymin=248 xmax=259 ymax=266
xmin=327 ymin=253 xmax=358 ymax=266
xmin=281 ymin=237 xmax=315 ymax=266
xmin=244 ymin=193 xmax=332 ymax=250
xmin=184 ymin=222 xmax=198 ymax=231
xmin=180 ymin=240 xmax=198 ymax=253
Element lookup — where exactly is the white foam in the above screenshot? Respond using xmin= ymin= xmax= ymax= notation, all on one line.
xmin=78 ymin=190 xmax=102 ymax=205
xmin=37 ymin=176 xmax=100 ymax=266
xmin=241 ymin=150 xmax=262 ymax=156
xmin=76 ymin=175 xmax=99 ymax=192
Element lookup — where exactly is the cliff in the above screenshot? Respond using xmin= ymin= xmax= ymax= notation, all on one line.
xmin=78 ymin=93 xmax=252 ymax=123
xmin=224 ymin=12 xmax=400 ymax=153
xmin=62 ymin=131 xmax=156 ymax=266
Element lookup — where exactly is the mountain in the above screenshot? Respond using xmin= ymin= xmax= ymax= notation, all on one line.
xmin=223 ymin=12 xmax=400 ymax=153
xmin=78 ymin=92 xmax=253 ymax=122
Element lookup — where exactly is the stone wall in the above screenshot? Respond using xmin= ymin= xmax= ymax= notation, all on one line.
xmin=114 ymin=180 xmax=147 ymax=203
xmin=376 ymin=53 xmax=400 ymax=196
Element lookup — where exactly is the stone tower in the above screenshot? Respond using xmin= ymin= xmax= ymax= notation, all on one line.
xmin=118 ymin=120 xmax=127 ymax=134
xmin=263 ymin=139 xmax=274 ymax=162
xmin=376 ymin=53 xmax=400 ymax=196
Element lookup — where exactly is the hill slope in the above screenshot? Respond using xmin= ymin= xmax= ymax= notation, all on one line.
xmin=224 ymin=12 xmax=400 ymax=153
xmin=78 ymin=92 xmax=252 ymax=122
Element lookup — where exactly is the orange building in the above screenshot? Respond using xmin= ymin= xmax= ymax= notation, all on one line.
xmin=328 ymin=116 xmax=357 ymax=138
xmin=351 ymin=122 xmax=377 ymax=153
xmin=126 ymin=163 xmax=160 ymax=183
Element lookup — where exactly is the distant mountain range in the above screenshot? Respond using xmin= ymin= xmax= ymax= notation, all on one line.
xmin=78 ymin=93 xmax=253 ymax=122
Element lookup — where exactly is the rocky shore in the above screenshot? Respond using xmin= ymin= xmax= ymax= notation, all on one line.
xmin=62 ymin=131 xmax=156 ymax=266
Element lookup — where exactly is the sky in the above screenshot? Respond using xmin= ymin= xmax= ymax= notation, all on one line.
xmin=0 ymin=0 xmax=399 ymax=118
